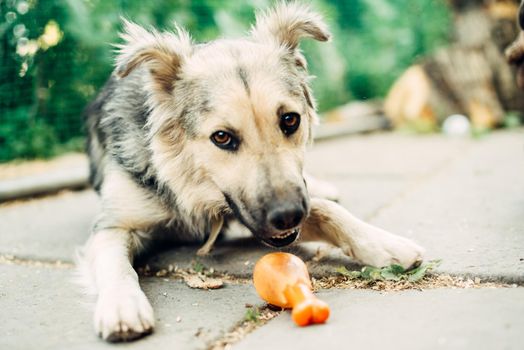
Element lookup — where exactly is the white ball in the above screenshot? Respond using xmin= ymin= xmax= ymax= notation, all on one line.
xmin=442 ymin=114 xmax=471 ymax=137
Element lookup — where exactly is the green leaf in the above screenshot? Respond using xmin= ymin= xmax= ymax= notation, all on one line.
xmin=192 ymin=261 xmax=205 ymax=273
xmin=380 ymin=264 xmax=406 ymax=280
xmin=407 ymin=265 xmax=429 ymax=282
xmin=381 ymin=269 xmax=400 ymax=281
xmin=390 ymin=264 xmax=406 ymax=275
xmin=361 ymin=266 xmax=383 ymax=280
xmin=244 ymin=307 xmax=261 ymax=323
xmin=335 ymin=260 xmax=442 ymax=283
xmin=336 ymin=266 xmax=361 ymax=279
xmin=407 ymin=259 xmax=441 ymax=282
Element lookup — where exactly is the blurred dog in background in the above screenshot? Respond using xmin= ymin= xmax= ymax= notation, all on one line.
xmin=506 ymin=0 xmax=524 ymax=87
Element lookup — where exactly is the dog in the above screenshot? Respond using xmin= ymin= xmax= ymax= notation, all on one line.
xmin=506 ymin=0 xmax=524 ymax=87
xmin=79 ymin=2 xmax=425 ymax=342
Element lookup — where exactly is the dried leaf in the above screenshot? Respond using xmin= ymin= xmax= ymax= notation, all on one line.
xmin=183 ymin=274 xmax=224 ymax=289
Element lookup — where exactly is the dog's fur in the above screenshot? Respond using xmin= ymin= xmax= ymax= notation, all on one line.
xmin=80 ymin=2 xmax=425 ymax=342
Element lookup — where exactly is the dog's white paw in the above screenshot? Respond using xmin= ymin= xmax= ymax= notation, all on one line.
xmin=349 ymin=227 xmax=425 ymax=269
xmin=94 ymin=287 xmax=155 ymax=342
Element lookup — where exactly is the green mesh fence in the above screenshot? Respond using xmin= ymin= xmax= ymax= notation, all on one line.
xmin=0 ymin=0 xmax=451 ymax=162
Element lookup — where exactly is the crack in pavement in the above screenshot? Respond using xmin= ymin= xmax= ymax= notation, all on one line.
xmin=207 ymin=306 xmax=281 ymax=350
xmin=0 ymin=254 xmax=74 ymax=269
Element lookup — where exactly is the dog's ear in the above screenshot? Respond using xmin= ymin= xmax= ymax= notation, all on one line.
xmin=115 ymin=19 xmax=192 ymax=101
xmin=250 ymin=2 xmax=331 ymax=50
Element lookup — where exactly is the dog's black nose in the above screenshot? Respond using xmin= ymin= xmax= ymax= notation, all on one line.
xmin=267 ymin=205 xmax=305 ymax=231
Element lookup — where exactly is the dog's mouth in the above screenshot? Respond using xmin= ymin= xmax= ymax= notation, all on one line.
xmin=261 ymin=227 xmax=300 ymax=248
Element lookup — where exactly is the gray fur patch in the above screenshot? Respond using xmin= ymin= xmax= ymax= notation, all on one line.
xmin=173 ymin=78 xmax=212 ymax=138
xmin=237 ymin=66 xmax=250 ymax=95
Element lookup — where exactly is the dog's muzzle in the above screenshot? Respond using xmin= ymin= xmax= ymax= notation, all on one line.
xmin=223 ymin=192 xmax=306 ymax=248
xmin=258 ymin=202 xmax=305 ymax=247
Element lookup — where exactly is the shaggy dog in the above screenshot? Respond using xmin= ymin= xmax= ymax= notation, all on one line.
xmin=80 ymin=2 xmax=425 ymax=342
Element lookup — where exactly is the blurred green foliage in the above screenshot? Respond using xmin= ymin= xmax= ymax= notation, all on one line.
xmin=0 ymin=0 xmax=451 ymax=162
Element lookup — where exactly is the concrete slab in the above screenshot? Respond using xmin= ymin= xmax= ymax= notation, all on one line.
xmin=0 ymin=190 xmax=99 ymax=261
xmin=0 ymin=264 xmax=261 ymax=350
xmin=305 ymin=133 xmax=471 ymax=178
xmin=236 ymin=287 xmax=524 ymax=350
xmin=369 ymin=130 xmax=524 ymax=281
xmin=305 ymin=133 xmax=474 ymax=223
xmin=319 ymin=177 xmax=410 ymax=220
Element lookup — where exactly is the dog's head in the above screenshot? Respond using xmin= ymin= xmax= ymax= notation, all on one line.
xmin=115 ymin=2 xmax=330 ymax=247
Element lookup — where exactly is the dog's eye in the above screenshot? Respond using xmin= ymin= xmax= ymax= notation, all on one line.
xmin=210 ymin=131 xmax=239 ymax=151
xmin=280 ymin=113 xmax=301 ymax=136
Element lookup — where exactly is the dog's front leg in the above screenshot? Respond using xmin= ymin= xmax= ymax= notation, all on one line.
xmin=301 ymin=198 xmax=425 ymax=269
xmin=85 ymin=228 xmax=154 ymax=342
